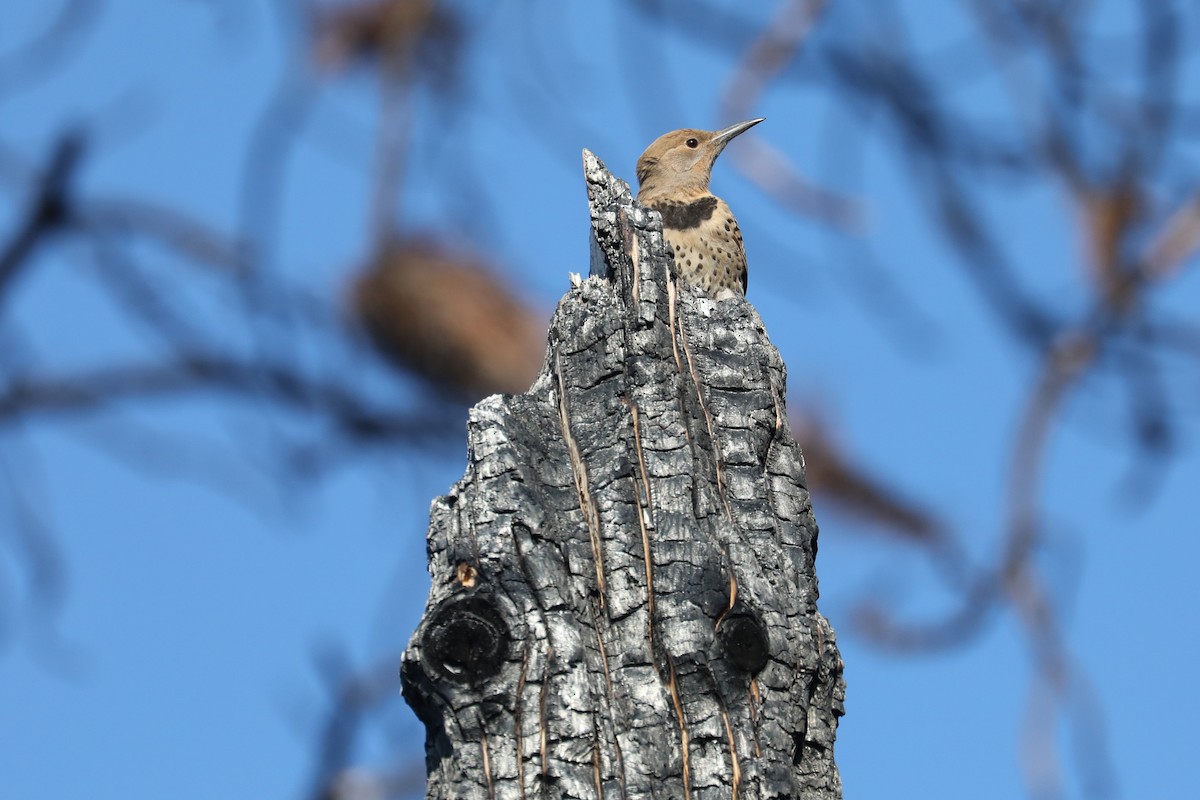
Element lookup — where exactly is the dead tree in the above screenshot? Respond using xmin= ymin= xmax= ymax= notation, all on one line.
xmin=401 ymin=151 xmax=844 ymax=799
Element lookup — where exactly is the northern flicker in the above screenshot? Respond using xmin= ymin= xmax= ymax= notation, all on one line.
xmin=635 ymin=118 xmax=763 ymax=296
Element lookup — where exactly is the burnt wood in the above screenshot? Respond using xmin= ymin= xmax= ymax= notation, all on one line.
xmin=401 ymin=150 xmax=844 ymax=800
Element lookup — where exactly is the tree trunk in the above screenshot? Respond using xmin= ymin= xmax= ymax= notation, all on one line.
xmin=401 ymin=150 xmax=844 ymax=800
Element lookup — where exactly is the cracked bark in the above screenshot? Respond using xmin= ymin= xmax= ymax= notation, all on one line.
xmin=401 ymin=150 xmax=844 ymax=800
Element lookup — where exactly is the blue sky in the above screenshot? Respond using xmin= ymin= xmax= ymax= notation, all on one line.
xmin=2 ymin=2 xmax=1198 ymax=798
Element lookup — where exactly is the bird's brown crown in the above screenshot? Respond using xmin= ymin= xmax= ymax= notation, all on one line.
xmin=635 ymin=118 xmax=763 ymax=205
xmin=636 ymin=129 xmax=718 ymax=203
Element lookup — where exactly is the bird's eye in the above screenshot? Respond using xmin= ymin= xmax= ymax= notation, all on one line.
xmin=686 ymin=138 xmax=699 ymax=148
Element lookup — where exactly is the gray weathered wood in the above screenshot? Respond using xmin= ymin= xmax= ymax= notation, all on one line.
xmin=401 ymin=150 xmax=844 ymax=800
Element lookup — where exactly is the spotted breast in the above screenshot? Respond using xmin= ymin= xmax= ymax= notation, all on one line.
xmin=649 ymin=195 xmax=748 ymax=296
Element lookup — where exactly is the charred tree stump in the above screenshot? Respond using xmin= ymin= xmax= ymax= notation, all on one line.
xmin=401 ymin=151 xmax=844 ymax=800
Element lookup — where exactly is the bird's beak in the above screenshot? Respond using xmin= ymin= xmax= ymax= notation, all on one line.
xmin=711 ymin=118 xmax=764 ymax=150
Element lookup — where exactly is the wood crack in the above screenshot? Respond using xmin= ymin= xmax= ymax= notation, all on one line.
xmin=556 ymin=352 xmax=607 ymax=609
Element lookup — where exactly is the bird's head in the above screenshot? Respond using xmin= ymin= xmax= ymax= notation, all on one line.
xmin=635 ymin=118 xmax=763 ymax=203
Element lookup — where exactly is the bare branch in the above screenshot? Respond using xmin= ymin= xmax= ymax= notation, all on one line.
xmin=0 ymin=132 xmax=85 ymax=306
xmin=0 ymin=354 xmax=460 ymax=445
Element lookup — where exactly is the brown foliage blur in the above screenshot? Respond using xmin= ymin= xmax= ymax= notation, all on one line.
xmin=351 ymin=238 xmax=545 ymax=398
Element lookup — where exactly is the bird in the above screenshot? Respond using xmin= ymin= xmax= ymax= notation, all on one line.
xmin=635 ymin=118 xmax=763 ymax=297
